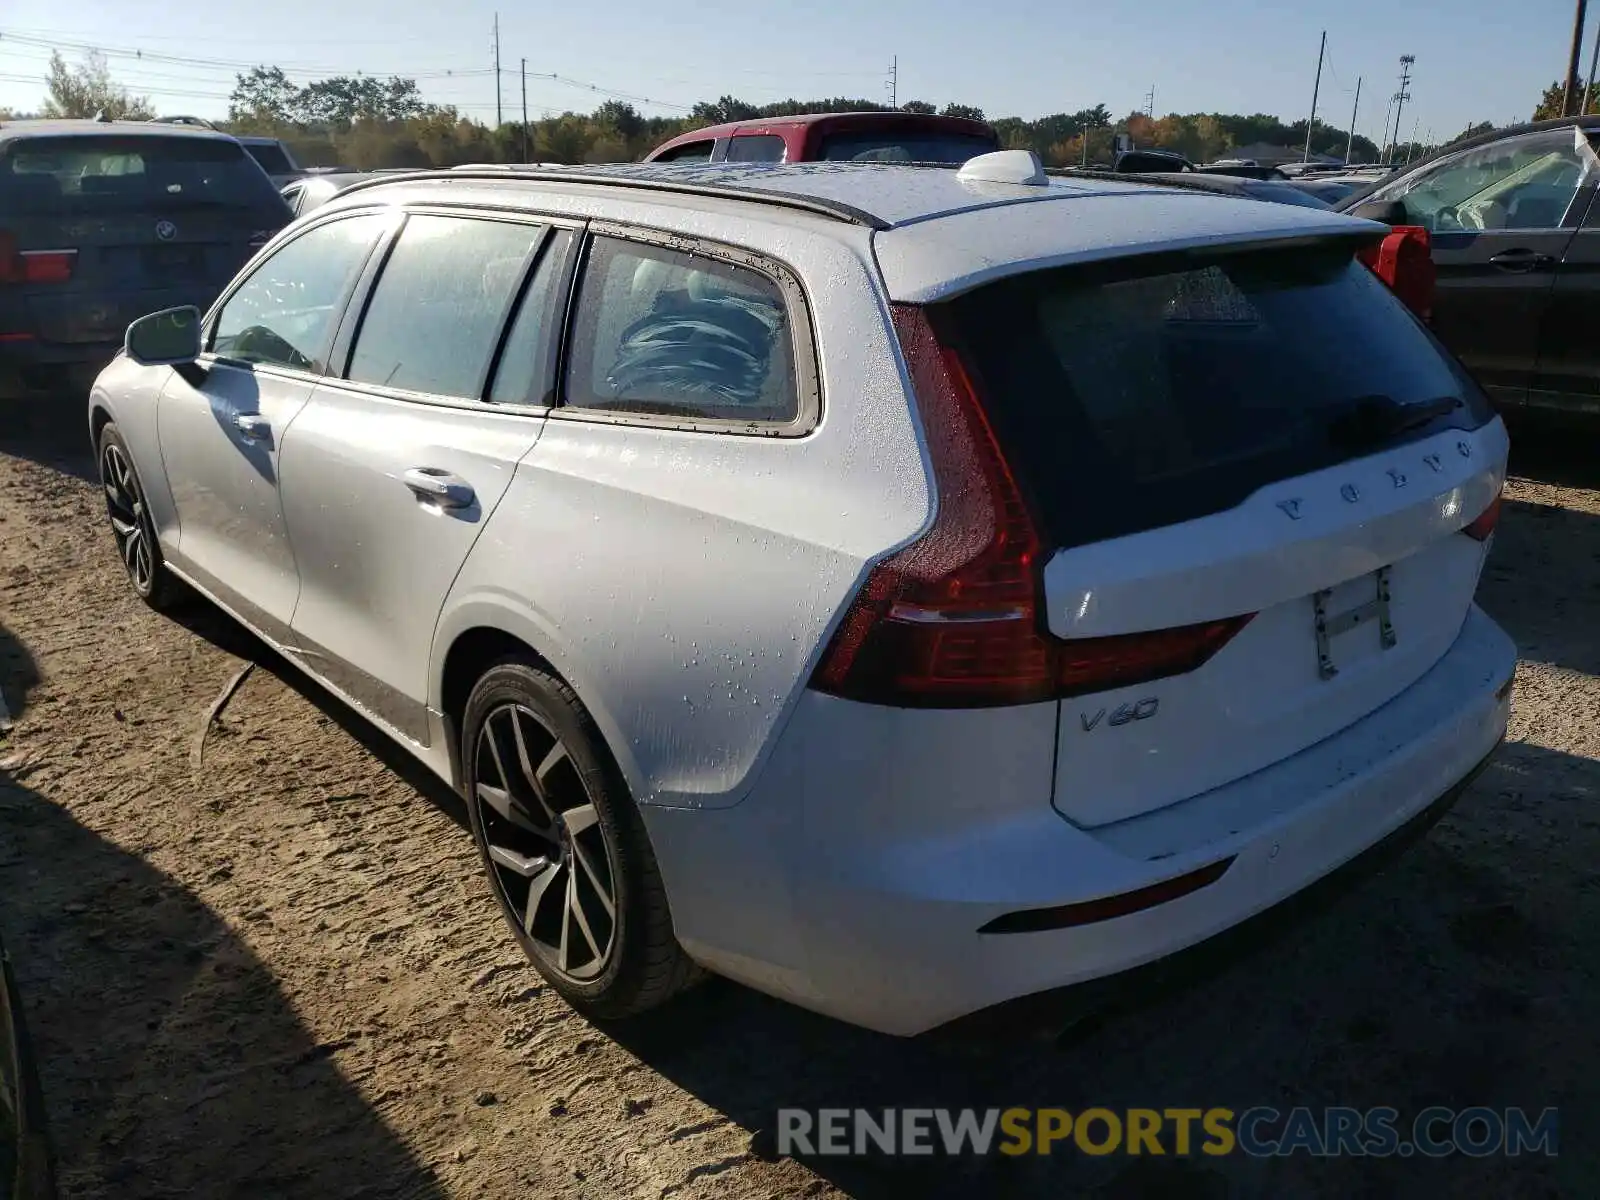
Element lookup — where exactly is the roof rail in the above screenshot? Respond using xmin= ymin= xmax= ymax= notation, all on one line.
xmin=328 ymin=165 xmax=890 ymax=230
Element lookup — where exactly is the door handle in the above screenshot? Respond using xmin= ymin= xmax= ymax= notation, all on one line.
xmin=402 ymin=467 xmax=475 ymax=509
xmin=233 ymin=412 xmax=272 ymax=441
xmin=1488 ymin=249 xmax=1555 ymax=273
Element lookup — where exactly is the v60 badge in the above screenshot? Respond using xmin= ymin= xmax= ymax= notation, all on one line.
xmin=1081 ymin=697 xmax=1159 ymax=732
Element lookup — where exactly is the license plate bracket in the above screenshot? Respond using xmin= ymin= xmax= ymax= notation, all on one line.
xmin=1313 ymin=566 xmax=1396 ymax=680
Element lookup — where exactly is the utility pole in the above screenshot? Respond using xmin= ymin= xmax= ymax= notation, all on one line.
xmin=1143 ymin=85 xmax=1155 ymax=118
xmin=887 ymin=56 xmax=897 ymax=108
xmin=520 ymin=58 xmax=529 ymax=163
xmin=1345 ymin=75 xmax=1362 ymax=164
xmin=1586 ymin=11 xmax=1600 ymax=115
xmin=1304 ymin=29 xmax=1326 ymax=163
xmin=1563 ymin=0 xmax=1590 ymax=115
xmin=1387 ymin=55 xmax=1414 ymax=164
xmin=493 ymin=13 xmax=502 ymax=129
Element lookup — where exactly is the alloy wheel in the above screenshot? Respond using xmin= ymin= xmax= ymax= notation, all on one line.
xmin=101 ymin=442 xmax=153 ymax=593
xmin=471 ymin=703 xmax=619 ymax=982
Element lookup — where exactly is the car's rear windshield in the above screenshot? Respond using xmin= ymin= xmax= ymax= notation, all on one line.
xmin=0 ymin=135 xmax=284 ymax=214
xmin=941 ymin=241 xmax=1494 ymax=548
xmin=818 ymin=130 xmax=998 ymax=164
xmin=244 ymin=142 xmax=295 ymax=175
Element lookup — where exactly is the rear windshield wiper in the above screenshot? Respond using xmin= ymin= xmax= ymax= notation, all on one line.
xmin=1327 ymin=394 xmax=1463 ymax=451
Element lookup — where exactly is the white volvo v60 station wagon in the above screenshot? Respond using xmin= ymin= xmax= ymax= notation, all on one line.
xmin=88 ymin=152 xmax=1515 ymax=1036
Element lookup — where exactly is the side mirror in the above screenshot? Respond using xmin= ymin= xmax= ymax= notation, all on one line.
xmin=125 ymin=306 xmax=202 ymax=366
xmin=1348 ymin=197 xmax=1409 ymax=226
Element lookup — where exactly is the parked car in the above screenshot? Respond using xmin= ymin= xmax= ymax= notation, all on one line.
xmin=0 ymin=119 xmax=293 ymax=402
xmin=280 ymin=172 xmax=369 ymax=219
xmin=1196 ymin=164 xmax=1289 ymax=181
xmin=1 ymin=935 xmax=54 ymax=1199
xmin=1340 ymin=115 xmax=1600 ymax=419
xmin=88 ymin=152 xmax=1513 ymax=1036
xmin=1287 ymin=177 xmax=1367 ymax=205
xmin=235 ymin=137 xmax=305 ymax=189
xmin=1132 ymin=171 xmax=1335 ymax=209
xmin=1110 ymin=147 xmax=1193 ymax=173
xmin=644 ymin=110 xmax=999 ymax=164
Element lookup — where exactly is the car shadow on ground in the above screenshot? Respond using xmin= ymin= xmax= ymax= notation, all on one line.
xmin=1504 ymin=413 xmax=1600 ymax=492
xmin=604 ymin=737 xmax=1597 ymax=1199
xmin=0 ymin=621 xmax=447 ymax=1199
xmin=1480 ymin=495 xmax=1600 ymax=679
xmin=0 ymin=403 xmax=97 ymax=484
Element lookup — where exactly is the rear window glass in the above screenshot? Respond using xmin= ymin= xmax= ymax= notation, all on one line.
xmin=818 ymin=130 xmax=998 ymax=164
xmin=0 ymin=135 xmax=286 ymax=215
xmin=244 ymin=142 xmax=295 ymax=175
xmin=944 ymin=245 xmax=1493 ymax=548
xmin=565 ymin=236 xmax=798 ymax=423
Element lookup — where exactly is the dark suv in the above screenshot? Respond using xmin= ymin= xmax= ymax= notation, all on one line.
xmin=0 ymin=119 xmax=291 ymax=401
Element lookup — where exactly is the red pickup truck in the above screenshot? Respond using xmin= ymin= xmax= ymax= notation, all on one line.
xmin=645 ymin=110 xmax=1000 ymax=166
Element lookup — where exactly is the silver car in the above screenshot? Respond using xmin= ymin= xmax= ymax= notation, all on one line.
xmin=89 ymin=157 xmax=1513 ymax=1035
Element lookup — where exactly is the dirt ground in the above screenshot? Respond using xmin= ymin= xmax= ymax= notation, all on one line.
xmin=0 ymin=407 xmax=1595 ymax=1199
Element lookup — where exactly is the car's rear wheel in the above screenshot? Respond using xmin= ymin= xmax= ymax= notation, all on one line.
xmin=97 ymin=422 xmax=183 ymax=611
xmin=461 ymin=659 xmax=702 ymax=1019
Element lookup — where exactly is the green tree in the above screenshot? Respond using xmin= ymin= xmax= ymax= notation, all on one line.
xmin=41 ymin=50 xmax=154 ymax=120
xmin=941 ymin=103 xmax=985 ymax=122
xmin=1534 ymin=80 xmax=1597 ymax=120
xmin=229 ymin=66 xmax=300 ymax=125
xmin=900 ymin=100 xmax=937 ymax=115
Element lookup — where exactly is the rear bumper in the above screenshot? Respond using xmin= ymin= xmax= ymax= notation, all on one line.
xmin=0 ymin=349 xmax=116 ymax=402
xmin=643 ymin=605 xmax=1516 ymax=1036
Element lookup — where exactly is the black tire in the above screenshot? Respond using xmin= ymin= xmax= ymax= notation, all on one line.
xmin=97 ymin=422 xmax=185 ymax=611
xmin=461 ymin=658 xmax=702 ymax=1020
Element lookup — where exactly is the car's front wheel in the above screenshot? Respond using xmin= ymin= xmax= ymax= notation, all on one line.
xmin=460 ymin=659 xmax=702 ymax=1020
xmin=97 ymin=422 xmax=183 ymax=611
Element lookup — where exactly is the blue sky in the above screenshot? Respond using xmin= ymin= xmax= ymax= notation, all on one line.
xmin=0 ymin=1 xmax=1585 ymax=143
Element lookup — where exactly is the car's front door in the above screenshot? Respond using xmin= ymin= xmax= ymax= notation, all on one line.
xmin=1532 ymin=141 xmax=1600 ymax=416
xmin=156 ymin=211 xmax=389 ymax=638
xmin=1365 ymin=126 xmax=1598 ymax=406
xmin=277 ymin=212 xmax=575 ymax=745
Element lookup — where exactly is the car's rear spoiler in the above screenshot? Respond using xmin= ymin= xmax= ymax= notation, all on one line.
xmin=1356 ymin=225 xmax=1435 ymax=324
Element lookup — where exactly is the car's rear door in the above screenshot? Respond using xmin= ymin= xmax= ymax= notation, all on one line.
xmin=277 ymin=211 xmax=575 ymax=744
xmin=939 ymin=239 xmax=1506 ymax=828
xmin=0 ymin=132 xmax=288 ymax=350
xmin=157 ymin=211 xmax=389 ymax=637
xmin=1364 ymin=127 xmax=1597 ymax=406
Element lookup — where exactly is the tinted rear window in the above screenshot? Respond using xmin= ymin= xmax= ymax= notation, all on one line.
xmin=818 ymin=130 xmax=998 ymax=164
xmin=0 ymin=135 xmax=284 ymax=214
xmin=244 ymin=142 xmax=295 ymax=175
xmin=943 ymin=243 xmax=1493 ymax=548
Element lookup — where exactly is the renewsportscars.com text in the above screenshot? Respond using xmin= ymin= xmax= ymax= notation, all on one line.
xmin=777 ymin=1106 xmax=1559 ymax=1158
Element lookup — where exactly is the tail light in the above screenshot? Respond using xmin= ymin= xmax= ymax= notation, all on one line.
xmin=0 ymin=232 xmax=77 ymax=285
xmin=1357 ymin=225 xmax=1434 ymax=323
xmin=808 ymin=304 xmax=1253 ymax=709
xmin=1463 ymin=491 xmax=1502 ymax=542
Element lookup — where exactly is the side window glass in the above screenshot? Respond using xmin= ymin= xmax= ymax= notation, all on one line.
xmin=565 ymin=236 xmax=798 ymax=423
xmin=347 ymin=215 xmax=543 ymax=399
xmin=211 ymin=214 xmax=383 ymax=371
xmin=1372 ymin=128 xmax=1599 ymax=232
xmin=725 ymin=135 xmax=786 ymax=163
xmin=488 ymin=229 xmax=574 ymax=406
xmin=657 ymin=141 xmax=714 ymax=163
